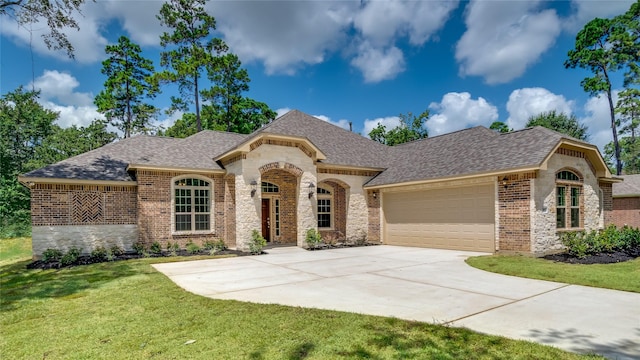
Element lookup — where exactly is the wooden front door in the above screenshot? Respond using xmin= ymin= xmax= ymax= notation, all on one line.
xmin=261 ymin=198 xmax=271 ymax=242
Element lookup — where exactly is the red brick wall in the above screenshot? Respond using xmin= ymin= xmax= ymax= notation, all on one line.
xmin=498 ymin=178 xmax=531 ymax=251
xmin=600 ymin=183 xmax=614 ymax=225
xmin=318 ymin=180 xmax=347 ymax=242
xmin=31 ymin=184 xmax=137 ymax=226
xmin=611 ymin=197 xmax=640 ymax=228
xmin=136 ymin=170 xmax=228 ymax=248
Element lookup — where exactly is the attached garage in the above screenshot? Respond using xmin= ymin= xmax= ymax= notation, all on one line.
xmin=383 ymin=183 xmax=495 ymax=252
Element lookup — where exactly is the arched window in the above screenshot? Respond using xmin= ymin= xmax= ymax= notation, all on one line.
xmin=317 ymin=184 xmax=333 ymax=229
xmin=261 ymin=182 xmax=279 ymax=193
xmin=173 ymin=177 xmax=212 ymax=233
xmin=555 ymin=170 xmax=582 ymax=229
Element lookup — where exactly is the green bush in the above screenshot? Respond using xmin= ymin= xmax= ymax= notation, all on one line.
xmin=42 ymin=248 xmax=63 ymax=262
xmin=61 ymin=247 xmax=81 ymax=266
xmin=560 ymin=225 xmax=640 ymax=258
xmin=132 ymin=241 xmax=146 ymax=255
xmin=150 ymin=241 xmax=163 ymax=254
xmin=248 ymin=230 xmax=266 ymax=255
xmin=305 ymin=228 xmax=322 ymax=249
xmin=166 ymin=241 xmax=180 ymax=256
xmin=204 ymin=239 xmax=227 ymax=253
xmin=109 ymin=245 xmax=124 ymax=257
xmin=0 ymin=219 xmax=31 ymax=239
xmin=186 ymin=241 xmax=201 ymax=254
xmin=91 ymin=246 xmax=108 ymax=262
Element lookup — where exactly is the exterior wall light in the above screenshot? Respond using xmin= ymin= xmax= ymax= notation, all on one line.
xmin=500 ymin=176 xmax=509 ymax=189
xmin=372 ymin=191 xmax=377 ymax=199
xmin=308 ymin=182 xmax=315 ymax=199
xmin=250 ymin=180 xmax=258 ymax=197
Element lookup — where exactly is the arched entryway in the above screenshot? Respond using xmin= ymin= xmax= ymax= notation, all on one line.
xmin=260 ymin=166 xmax=300 ymax=244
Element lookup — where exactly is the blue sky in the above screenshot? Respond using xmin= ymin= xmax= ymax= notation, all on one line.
xmin=0 ymin=0 xmax=635 ymax=153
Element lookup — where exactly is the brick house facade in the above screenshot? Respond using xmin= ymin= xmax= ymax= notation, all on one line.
xmin=21 ymin=110 xmax=622 ymax=257
xmin=611 ymin=175 xmax=640 ymax=228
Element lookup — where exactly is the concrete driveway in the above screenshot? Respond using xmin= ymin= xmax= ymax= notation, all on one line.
xmin=153 ymin=245 xmax=640 ymax=359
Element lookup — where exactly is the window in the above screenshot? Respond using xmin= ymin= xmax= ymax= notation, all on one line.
xmin=173 ymin=177 xmax=211 ymax=232
xmin=261 ymin=182 xmax=279 ymax=193
xmin=556 ymin=170 xmax=582 ymax=230
xmin=317 ymin=185 xmax=332 ymax=228
xmin=274 ymin=198 xmax=280 ymax=237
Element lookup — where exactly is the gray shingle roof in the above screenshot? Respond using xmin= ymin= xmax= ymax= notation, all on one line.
xmin=613 ymin=175 xmax=640 ymax=196
xmin=136 ymin=130 xmax=247 ymax=170
xmin=257 ymin=110 xmax=390 ymax=168
xmin=365 ymin=126 xmax=571 ymax=187
xmin=23 ymin=135 xmax=181 ymax=181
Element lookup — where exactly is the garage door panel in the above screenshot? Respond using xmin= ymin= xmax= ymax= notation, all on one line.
xmin=384 ymin=184 xmax=495 ymax=252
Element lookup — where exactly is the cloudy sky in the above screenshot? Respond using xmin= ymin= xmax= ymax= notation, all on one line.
xmin=0 ymin=0 xmax=634 ymax=153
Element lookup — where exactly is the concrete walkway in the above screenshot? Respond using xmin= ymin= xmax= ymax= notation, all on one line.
xmin=152 ymin=245 xmax=640 ymax=359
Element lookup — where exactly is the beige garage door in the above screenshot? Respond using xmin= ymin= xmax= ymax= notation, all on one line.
xmin=383 ymin=184 xmax=495 ymax=252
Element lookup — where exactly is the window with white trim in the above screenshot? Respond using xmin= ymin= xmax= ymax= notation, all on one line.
xmin=317 ymin=185 xmax=332 ymax=228
xmin=556 ymin=170 xmax=582 ymax=230
xmin=261 ymin=182 xmax=279 ymax=193
xmin=173 ymin=177 xmax=212 ymax=232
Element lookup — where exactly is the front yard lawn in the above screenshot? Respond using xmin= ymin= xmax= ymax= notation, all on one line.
xmin=466 ymin=255 xmax=640 ymax=293
xmin=1 ymin=238 xmax=602 ymax=359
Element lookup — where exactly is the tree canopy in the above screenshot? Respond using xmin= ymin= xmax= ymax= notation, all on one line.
xmin=368 ymin=110 xmax=429 ymax=146
xmin=525 ymin=111 xmax=589 ymax=141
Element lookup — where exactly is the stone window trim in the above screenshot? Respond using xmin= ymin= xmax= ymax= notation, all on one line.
xmin=170 ymin=175 xmax=214 ymax=235
xmin=555 ymin=169 xmax=583 ymax=231
xmin=317 ymin=184 xmax=333 ymax=230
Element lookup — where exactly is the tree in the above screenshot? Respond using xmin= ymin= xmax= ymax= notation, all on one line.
xmin=0 ymin=87 xmax=58 ymax=232
xmin=368 ymin=110 xmax=429 ymax=146
xmin=605 ymin=137 xmax=640 ymax=174
xmin=608 ymin=87 xmax=640 ymax=174
xmin=201 ymin=52 xmax=248 ymax=131
xmin=525 ymin=111 xmax=589 ymax=141
xmin=95 ymin=36 xmax=158 ymax=138
xmin=489 ymin=121 xmax=510 ymax=133
xmin=565 ymin=2 xmax=640 ymax=175
xmin=0 ymin=0 xmax=86 ymax=58
xmin=156 ymin=0 xmax=224 ymax=133
xmin=158 ymin=113 xmax=200 ymax=138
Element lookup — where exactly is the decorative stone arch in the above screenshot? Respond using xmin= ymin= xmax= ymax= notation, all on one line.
xmin=318 ymin=178 xmax=350 ymax=190
xmin=258 ymin=162 xmax=304 ymax=177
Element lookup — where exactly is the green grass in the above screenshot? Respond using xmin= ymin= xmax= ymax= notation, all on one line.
xmin=0 ymin=239 xmax=601 ymax=359
xmin=466 ymin=255 xmax=640 ymax=293
xmin=0 ymin=237 xmax=31 ymax=266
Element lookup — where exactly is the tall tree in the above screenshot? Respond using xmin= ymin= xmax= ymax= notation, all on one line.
xmin=609 ymin=87 xmax=640 ymax=174
xmin=95 ymin=36 xmax=158 ymax=138
xmin=565 ymin=2 xmax=639 ymax=175
xmin=368 ymin=110 xmax=429 ymax=146
xmin=156 ymin=0 xmax=224 ymax=132
xmin=525 ymin=111 xmax=589 ymax=141
xmin=0 ymin=0 xmax=86 ymax=58
xmin=0 ymin=87 xmax=57 ymax=230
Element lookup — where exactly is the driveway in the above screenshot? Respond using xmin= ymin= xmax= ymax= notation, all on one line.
xmin=153 ymin=245 xmax=640 ymax=359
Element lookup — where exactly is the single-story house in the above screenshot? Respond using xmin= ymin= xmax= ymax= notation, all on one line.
xmin=20 ymin=110 xmax=621 ymax=257
xmin=612 ymin=174 xmax=640 ymax=228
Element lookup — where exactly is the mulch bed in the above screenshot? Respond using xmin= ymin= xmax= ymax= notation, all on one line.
xmin=26 ymin=249 xmax=254 ymax=270
xmin=305 ymin=242 xmax=380 ymax=251
xmin=542 ymin=249 xmax=640 ymax=264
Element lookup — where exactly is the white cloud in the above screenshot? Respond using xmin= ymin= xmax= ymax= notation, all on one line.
xmin=506 ymin=88 xmax=574 ymax=130
xmin=313 ymin=114 xmax=352 ymax=131
xmin=350 ymin=43 xmax=405 ymax=83
xmin=564 ymin=0 xmax=636 ymax=32
xmin=102 ymin=0 xmax=165 ymax=47
xmin=151 ymin=109 xmax=183 ymax=133
xmin=427 ymin=92 xmax=498 ymax=136
xmin=41 ymin=102 xmax=103 ymax=128
xmin=456 ymin=0 xmax=561 ymax=84
xmin=581 ymin=91 xmax=619 ymax=153
xmin=276 ymin=108 xmax=292 ymax=118
xmin=363 ymin=116 xmax=401 ymax=138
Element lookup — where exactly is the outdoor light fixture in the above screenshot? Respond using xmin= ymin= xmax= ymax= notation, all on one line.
xmin=250 ymin=180 xmax=258 ymax=197
xmin=308 ymin=182 xmax=315 ymax=199
xmin=500 ymin=176 xmax=509 ymax=188
xmin=372 ymin=191 xmax=377 ymax=199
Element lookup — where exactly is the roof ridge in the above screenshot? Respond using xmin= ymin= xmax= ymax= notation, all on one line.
xmin=394 ymin=125 xmax=493 ymax=147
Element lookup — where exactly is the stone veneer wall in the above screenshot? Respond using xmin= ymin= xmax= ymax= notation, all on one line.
xmin=532 ymin=152 xmax=603 ymax=254
xmin=136 ymin=170 xmax=229 ymax=248
xmin=611 ymin=196 xmax=640 ymax=228
xmin=30 ymin=183 xmax=138 ymax=256
xmin=498 ymin=175 xmax=532 ymax=252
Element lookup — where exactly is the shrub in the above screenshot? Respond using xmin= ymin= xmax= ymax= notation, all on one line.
xmin=560 ymin=225 xmax=640 ymax=258
xmin=248 ymin=230 xmax=266 ymax=255
xmin=109 ymin=245 xmax=124 ymax=257
xmin=305 ymin=228 xmax=322 ymax=249
xmin=42 ymin=248 xmax=63 ymax=262
xmin=166 ymin=241 xmax=179 ymax=256
xmin=560 ymin=231 xmax=589 ymax=258
xmin=132 ymin=241 xmax=146 ymax=255
xmin=186 ymin=241 xmax=201 ymax=254
xmin=91 ymin=246 xmax=108 ymax=262
xmin=150 ymin=241 xmax=163 ymax=255
xmin=61 ymin=247 xmax=81 ymax=266
xmin=204 ymin=239 xmax=227 ymax=254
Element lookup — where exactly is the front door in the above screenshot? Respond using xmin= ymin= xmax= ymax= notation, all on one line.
xmin=261 ymin=199 xmax=271 ymax=242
